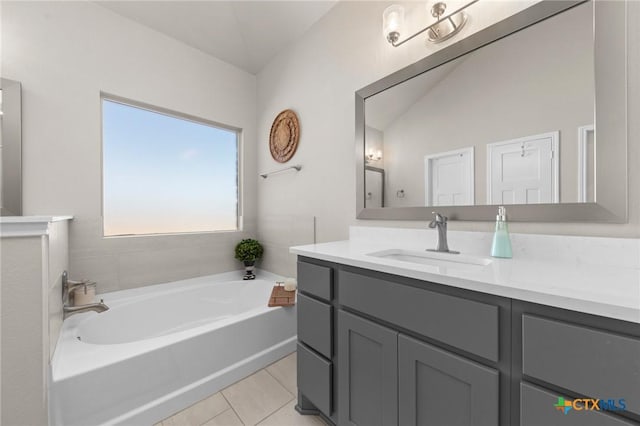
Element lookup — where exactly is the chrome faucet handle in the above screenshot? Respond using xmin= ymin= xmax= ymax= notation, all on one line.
xmin=429 ymin=212 xmax=446 ymax=227
xmin=61 ymin=270 xmax=97 ymax=304
xmin=432 ymin=211 xmax=447 ymax=222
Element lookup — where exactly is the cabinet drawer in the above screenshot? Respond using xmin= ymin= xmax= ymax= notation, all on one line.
xmin=298 ymin=293 xmax=332 ymax=358
xmin=297 ymin=343 xmax=332 ymax=417
xmin=298 ymin=261 xmax=333 ymax=302
xmin=522 ymin=315 xmax=640 ymax=416
xmin=521 ymin=382 xmax=636 ymax=426
xmin=339 ymin=270 xmax=499 ymax=361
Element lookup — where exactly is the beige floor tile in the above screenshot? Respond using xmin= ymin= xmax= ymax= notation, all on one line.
xmin=257 ymin=400 xmax=326 ymax=426
xmin=202 ymin=408 xmax=244 ymax=426
xmin=222 ymin=370 xmax=294 ymax=425
xmin=163 ymin=392 xmax=229 ymax=426
xmin=266 ymin=352 xmax=297 ymax=395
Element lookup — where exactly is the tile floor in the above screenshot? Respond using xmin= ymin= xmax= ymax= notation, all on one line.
xmin=156 ymin=352 xmax=327 ymax=426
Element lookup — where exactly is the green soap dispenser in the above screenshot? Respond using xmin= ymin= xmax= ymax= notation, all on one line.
xmin=491 ymin=206 xmax=512 ymax=258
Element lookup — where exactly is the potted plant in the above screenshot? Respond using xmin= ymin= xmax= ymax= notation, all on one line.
xmin=234 ymin=238 xmax=264 ymax=280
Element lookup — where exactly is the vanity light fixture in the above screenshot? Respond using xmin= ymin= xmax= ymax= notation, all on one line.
xmin=383 ymin=0 xmax=479 ymax=47
xmin=366 ymin=149 xmax=382 ymax=164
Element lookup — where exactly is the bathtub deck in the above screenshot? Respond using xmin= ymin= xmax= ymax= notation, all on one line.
xmin=157 ymin=352 xmax=326 ymax=426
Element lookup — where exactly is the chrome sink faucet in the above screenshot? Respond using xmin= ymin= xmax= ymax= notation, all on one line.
xmin=427 ymin=212 xmax=459 ymax=254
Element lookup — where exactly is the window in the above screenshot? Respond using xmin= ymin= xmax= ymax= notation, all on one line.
xmin=102 ymin=97 xmax=239 ymax=236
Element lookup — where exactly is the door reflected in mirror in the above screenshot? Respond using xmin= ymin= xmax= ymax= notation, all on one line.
xmin=364 ymin=1 xmax=594 ymax=208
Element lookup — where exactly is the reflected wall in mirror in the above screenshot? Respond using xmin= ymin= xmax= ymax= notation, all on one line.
xmin=0 ymin=78 xmax=23 ymax=216
xmin=365 ymin=166 xmax=385 ymax=207
xmin=364 ymin=2 xmax=593 ymax=208
xmin=357 ymin=0 xmax=627 ymax=223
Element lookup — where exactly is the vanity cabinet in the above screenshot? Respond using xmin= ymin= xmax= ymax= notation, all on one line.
xmin=338 ymin=269 xmax=500 ymax=362
xmin=337 ymin=315 xmax=501 ymax=426
xmin=338 ymin=310 xmax=398 ymax=426
xmin=336 ymin=267 xmax=504 ymax=425
xmin=296 ymin=257 xmax=640 ymax=426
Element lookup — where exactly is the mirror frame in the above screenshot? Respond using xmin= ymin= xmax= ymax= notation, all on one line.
xmin=356 ymin=0 xmax=627 ymax=222
xmin=1 ymin=78 xmax=23 ymax=216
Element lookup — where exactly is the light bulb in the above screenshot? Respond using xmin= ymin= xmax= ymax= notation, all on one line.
xmin=382 ymin=5 xmax=404 ymax=44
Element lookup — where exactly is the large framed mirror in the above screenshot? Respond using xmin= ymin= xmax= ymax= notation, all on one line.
xmin=356 ymin=0 xmax=627 ymax=222
xmin=1 ymin=78 xmax=23 ymax=216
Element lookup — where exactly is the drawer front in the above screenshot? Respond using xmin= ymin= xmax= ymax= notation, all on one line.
xmin=521 ymin=382 xmax=637 ymax=426
xmin=298 ymin=261 xmax=333 ymax=302
xmin=339 ymin=270 xmax=499 ymax=361
xmin=522 ymin=315 xmax=640 ymax=416
xmin=298 ymin=343 xmax=332 ymax=417
xmin=298 ymin=293 xmax=332 ymax=358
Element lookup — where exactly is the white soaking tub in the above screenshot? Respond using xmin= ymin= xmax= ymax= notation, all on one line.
xmin=50 ymin=270 xmax=296 ymax=426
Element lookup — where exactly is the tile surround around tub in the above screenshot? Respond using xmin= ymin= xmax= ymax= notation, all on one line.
xmin=350 ymin=226 xmax=640 ymax=268
xmin=159 ymin=352 xmax=327 ymax=426
xmin=257 ymin=214 xmax=315 ymax=278
xmin=68 ymin=216 xmax=256 ymax=293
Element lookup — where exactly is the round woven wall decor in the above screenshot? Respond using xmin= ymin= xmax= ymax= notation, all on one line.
xmin=269 ymin=109 xmax=300 ymax=163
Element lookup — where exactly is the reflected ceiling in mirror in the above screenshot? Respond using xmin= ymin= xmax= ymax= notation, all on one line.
xmin=364 ymin=1 xmax=594 ymax=209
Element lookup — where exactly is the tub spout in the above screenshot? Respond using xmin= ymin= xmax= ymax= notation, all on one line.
xmin=63 ymin=300 xmax=109 ymax=319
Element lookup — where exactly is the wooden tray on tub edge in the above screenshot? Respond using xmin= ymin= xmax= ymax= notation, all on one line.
xmin=268 ymin=284 xmax=296 ymax=307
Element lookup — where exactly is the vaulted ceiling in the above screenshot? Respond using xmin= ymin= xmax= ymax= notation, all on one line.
xmin=96 ymin=1 xmax=338 ymax=75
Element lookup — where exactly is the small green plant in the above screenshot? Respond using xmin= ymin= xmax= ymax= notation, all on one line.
xmin=234 ymin=239 xmax=264 ymax=263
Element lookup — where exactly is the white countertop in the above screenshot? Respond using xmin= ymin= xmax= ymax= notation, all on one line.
xmin=291 ymin=237 xmax=640 ymax=324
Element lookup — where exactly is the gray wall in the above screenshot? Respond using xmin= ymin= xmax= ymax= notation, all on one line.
xmin=256 ymin=1 xmax=640 ymax=276
xmin=1 ymin=1 xmax=258 ymax=293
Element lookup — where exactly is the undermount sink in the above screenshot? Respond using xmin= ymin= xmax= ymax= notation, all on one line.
xmin=366 ymin=249 xmax=493 ymax=269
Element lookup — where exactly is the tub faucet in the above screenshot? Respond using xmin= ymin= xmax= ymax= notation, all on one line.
xmin=427 ymin=212 xmax=459 ymax=254
xmin=61 ymin=271 xmax=109 ymax=318
xmin=62 ymin=271 xmax=90 ymax=303
xmin=63 ymin=301 xmax=109 ymax=319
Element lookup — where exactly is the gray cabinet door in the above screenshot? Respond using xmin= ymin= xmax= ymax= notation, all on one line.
xmin=338 ymin=310 xmax=398 ymax=426
xmin=522 ymin=315 xmax=640 ymax=417
xmin=520 ymin=382 xmax=637 ymax=426
xmin=398 ymin=334 xmax=499 ymax=426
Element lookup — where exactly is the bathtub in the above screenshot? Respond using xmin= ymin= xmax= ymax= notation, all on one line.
xmin=50 ymin=270 xmax=296 ymax=426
